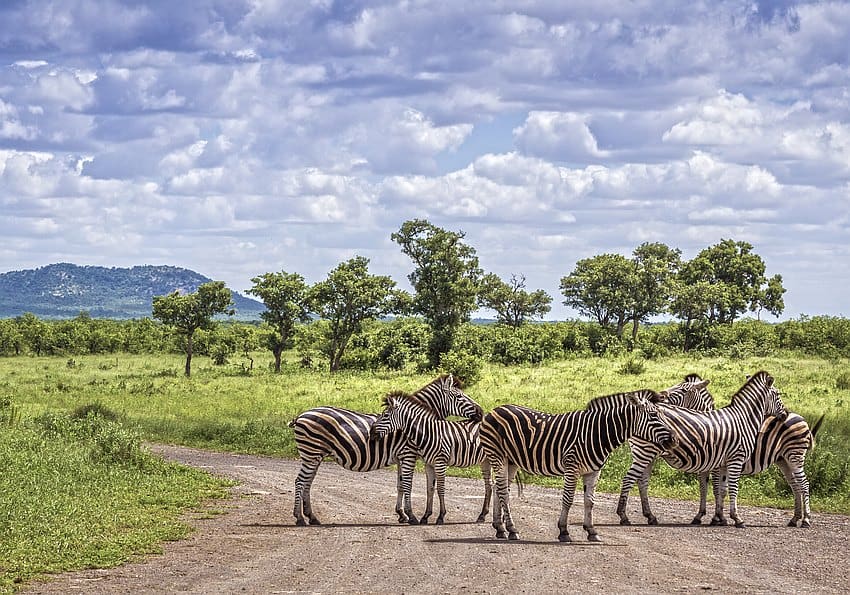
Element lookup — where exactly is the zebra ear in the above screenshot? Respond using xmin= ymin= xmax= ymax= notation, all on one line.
xmin=650 ymin=391 xmax=669 ymax=403
xmin=696 ymin=379 xmax=710 ymax=389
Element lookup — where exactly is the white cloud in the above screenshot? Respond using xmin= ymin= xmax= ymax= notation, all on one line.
xmin=514 ymin=111 xmax=607 ymax=161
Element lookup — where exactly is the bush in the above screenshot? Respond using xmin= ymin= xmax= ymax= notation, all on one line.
xmin=618 ymin=358 xmax=646 ymax=376
xmin=836 ymin=372 xmax=850 ymax=391
xmin=438 ymin=350 xmax=483 ymax=387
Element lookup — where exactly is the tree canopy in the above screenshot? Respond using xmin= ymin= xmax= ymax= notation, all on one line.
xmin=309 ymin=256 xmax=402 ymax=372
xmin=151 ymin=281 xmax=234 ymax=376
xmin=247 ymin=271 xmax=311 ymax=372
xmin=392 ymin=219 xmax=482 ymax=368
xmin=479 ymin=273 xmax=552 ymax=327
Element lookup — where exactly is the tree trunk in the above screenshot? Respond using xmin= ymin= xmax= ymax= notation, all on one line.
xmin=273 ymin=346 xmax=282 ymax=373
xmin=185 ymin=333 xmax=193 ymax=377
xmin=631 ymin=319 xmax=640 ymax=342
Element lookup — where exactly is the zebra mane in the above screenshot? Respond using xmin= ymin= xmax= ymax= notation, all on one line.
xmin=729 ymin=370 xmax=774 ymax=406
xmin=381 ymin=390 xmax=440 ymax=416
xmin=585 ymin=389 xmax=655 ymax=411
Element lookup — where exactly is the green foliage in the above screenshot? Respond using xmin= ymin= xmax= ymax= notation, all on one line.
xmin=152 ymin=281 xmax=235 ymax=376
xmin=392 ymin=219 xmax=483 ymax=368
xmin=247 ymin=271 xmax=311 ymax=372
xmin=438 ymin=350 xmax=484 ymax=387
xmin=836 ymin=372 xmax=850 ymax=391
xmin=478 ymin=273 xmax=552 ymax=327
xmin=308 ymin=256 xmax=402 ymax=372
xmin=618 ymin=358 xmax=646 ymax=375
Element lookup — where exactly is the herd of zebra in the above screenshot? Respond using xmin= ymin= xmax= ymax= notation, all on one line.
xmin=289 ymin=372 xmax=823 ymax=542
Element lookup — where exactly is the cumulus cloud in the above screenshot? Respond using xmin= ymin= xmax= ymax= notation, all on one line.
xmin=0 ymin=1 xmax=849 ymax=316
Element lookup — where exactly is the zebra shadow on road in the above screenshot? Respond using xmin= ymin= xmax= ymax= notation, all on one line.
xmin=424 ymin=536 xmax=626 ymax=547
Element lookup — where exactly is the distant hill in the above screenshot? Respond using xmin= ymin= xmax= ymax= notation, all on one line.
xmin=0 ymin=263 xmax=266 ymax=320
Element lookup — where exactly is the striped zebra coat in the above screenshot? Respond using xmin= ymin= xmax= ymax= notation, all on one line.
xmin=480 ymin=389 xmax=675 ymax=542
xmin=370 ymin=392 xmax=488 ymax=525
xmin=617 ymin=371 xmax=787 ymax=529
xmin=289 ymin=375 xmax=482 ymax=526
xmin=702 ymin=410 xmax=824 ymax=528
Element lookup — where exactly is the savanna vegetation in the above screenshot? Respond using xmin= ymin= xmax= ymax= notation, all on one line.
xmin=2 ymin=221 xmax=848 ymax=591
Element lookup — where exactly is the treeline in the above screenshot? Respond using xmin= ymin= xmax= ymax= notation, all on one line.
xmin=2 ymin=313 xmax=848 ymax=368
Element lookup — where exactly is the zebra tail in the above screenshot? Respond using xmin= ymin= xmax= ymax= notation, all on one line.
xmin=288 ymin=418 xmax=297 ymax=428
xmin=808 ymin=413 xmax=826 ymax=450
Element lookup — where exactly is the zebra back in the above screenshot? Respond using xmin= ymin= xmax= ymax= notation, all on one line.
xmin=372 ymin=392 xmax=484 ymax=467
xmin=290 ymin=374 xmax=481 ymax=472
xmin=481 ymin=389 xmax=670 ymax=477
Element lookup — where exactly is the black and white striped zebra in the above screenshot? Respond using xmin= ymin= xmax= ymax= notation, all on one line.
xmin=697 ymin=410 xmax=824 ymax=528
xmin=480 ymin=389 xmax=675 ymax=542
xmin=289 ymin=375 xmax=482 ymax=526
xmin=369 ymin=391 xmax=489 ymax=525
xmin=616 ymin=370 xmax=787 ymax=528
xmin=618 ymin=374 xmax=716 ymax=526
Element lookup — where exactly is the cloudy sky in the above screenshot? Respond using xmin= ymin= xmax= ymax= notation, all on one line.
xmin=1 ymin=1 xmax=848 ymax=320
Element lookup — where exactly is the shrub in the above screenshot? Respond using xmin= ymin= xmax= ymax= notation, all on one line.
xmin=836 ymin=372 xmax=850 ymax=391
xmin=618 ymin=358 xmax=646 ymax=376
xmin=439 ymin=350 xmax=483 ymax=387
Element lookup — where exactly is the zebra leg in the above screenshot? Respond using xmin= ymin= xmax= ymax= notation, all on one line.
xmin=692 ymin=471 xmax=710 ymax=525
xmin=477 ymin=460 xmax=491 ymax=523
xmin=557 ymin=469 xmax=579 ymax=543
xmin=616 ymin=461 xmax=643 ymax=525
xmin=490 ymin=457 xmax=517 ymax=540
xmin=293 ymin=458 xmax=322 ymax=526
xmin=725 ymin=462 xmax=746 ymax=528
xmin=777 ymin=456 xmax=812 ymax=528
xmin=434 ymin=460 xmax=449 ymax=525
xmin=709 ymin=470 xmax=729 ymax=526
xmin=581 ymin=470 xmax=603 ymax=543
xmin=394 ymin=464 xmax=410 ymax=524
xmin=637 ymin=464 xmax=658 ymax=525
xmin=397 ymin=455 xmax=420 ymax=525
xmin=421 ymin=463 xmax=436 ymax=524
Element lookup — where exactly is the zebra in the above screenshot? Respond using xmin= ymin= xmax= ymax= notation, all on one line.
xmin=289 ymin=374 xmax=482 ymax=526
xmin=480 ymin=388 xmax=676 ymax=542
xmin=369 ymin=391 xmax=489 ymax=525
xmin=696 ymin=411 xmax=825 ymax=528
xmin=616 ymin=370 xmax=787 ymax=529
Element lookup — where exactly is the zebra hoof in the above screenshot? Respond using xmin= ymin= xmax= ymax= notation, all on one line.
xmin=710 ymin=516 xmax=727 ymax=526
xmin=647 ymin=517 xmax=659 ymax=526
xmin=691 ymin=517 xmax=703 ymax=525
xmin=734 ymin=521 xmax=746 ymax=528
xmin=508 ymin=531 xmax=519 ymax=541
xmin=587 ymin=534 xmax=602 ymax=543
xmin=801 ymin=520 xmax=812 ymax=529
xmin=476 ymin=514 xmax=487 ymax=523
xmin=619 ymin=518 xmax=631 ymax=526
xmin=495 ymin=530 xmax=507 ymax=539
xmin=295 ymin=519 xmax=307 ymax=527
xmin=436 ymin=517 xmax=445 ymax=525
xmin=309 ymin=517 xmax=321 ymax=526
xmin=558 ymin=532 xmax=571 ymax=543
xmin=407 ymin=517 xmax=420 ymax=526
xmin=787 ymin=519 xmax=798 ymax=528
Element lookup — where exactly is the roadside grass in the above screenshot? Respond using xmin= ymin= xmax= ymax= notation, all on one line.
xmin=0 ymin=405 xmax=232 ymax=593
xmin=2 ymin=352 xmax=849 ymax=520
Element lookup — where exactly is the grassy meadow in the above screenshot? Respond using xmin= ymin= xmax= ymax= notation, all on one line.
xmin=2 ymin=351 xmax=849 ymax=591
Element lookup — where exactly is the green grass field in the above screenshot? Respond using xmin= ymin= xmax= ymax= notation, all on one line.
xmin=2 ymin=351 xmax=849 ymax=591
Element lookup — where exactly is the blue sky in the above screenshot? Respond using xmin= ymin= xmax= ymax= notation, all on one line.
xmin=1 ymin=1 xmax=848 ymax=320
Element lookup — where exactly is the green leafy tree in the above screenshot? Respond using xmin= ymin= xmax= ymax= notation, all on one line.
xmin=560 ymin=253 xmax=633 ymax=338
xmin=674 ymin=239 xmax=785 ymax=324
xmin=151 ymin=281 xmax=234 ymax=376
xmin=16 ymin=312 xmax=54 ymax=356
xmin=626 ymin=242 xmax=681 ymax=341
xmin=392 ymin=219 xmax=483 ymax=368
xmin=308 ymin=256 xmax=402 ymax=372
xmin=247 ymin=271 xmax=311 ymax=372
xmin=0 ymin=318 xmax=23 ymax=355
xmin=478 ymin=273 xmax=552 ymax=327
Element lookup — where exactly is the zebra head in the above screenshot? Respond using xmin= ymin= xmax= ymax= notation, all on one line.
xmin=419 ymin=374 xmax=483 ymax=422
xmin=369 ymin=394 xmax=411 ymax=440
xmin=743 ymin=371 xmax=789 ymax=422
xmin=660 ymin=374 xmax=714 ymax=412
xmin=628 ymin=391 xmax=677 ymax=450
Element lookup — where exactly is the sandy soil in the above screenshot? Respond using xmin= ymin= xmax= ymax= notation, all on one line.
xmin=22 ymin=444 xmax=850 ymax=594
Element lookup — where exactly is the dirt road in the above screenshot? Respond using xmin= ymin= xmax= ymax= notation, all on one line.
xmin=23 ymin=444 xmax=850 ymax=594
